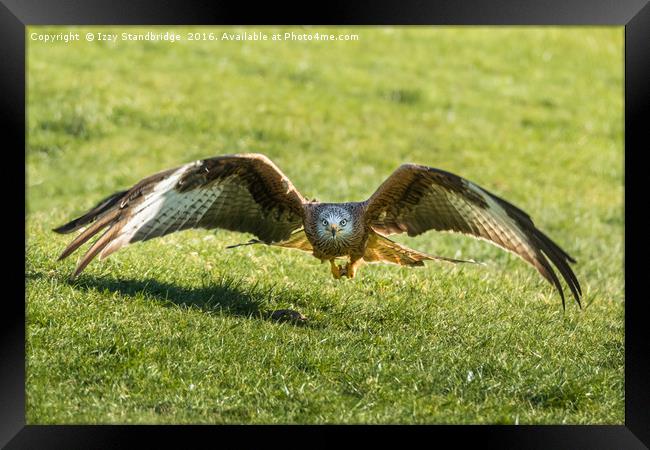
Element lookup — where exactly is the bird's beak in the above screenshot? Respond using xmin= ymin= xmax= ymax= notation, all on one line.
xmin=329 ymin=224 xmax=338 ymax=237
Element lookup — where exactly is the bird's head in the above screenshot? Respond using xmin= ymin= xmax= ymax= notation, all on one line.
xmin=317 ymin=206 xmax=354 ymax=242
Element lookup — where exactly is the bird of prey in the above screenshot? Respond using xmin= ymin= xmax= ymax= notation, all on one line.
xmin=54 ymin=153 xmax=581 ymax=308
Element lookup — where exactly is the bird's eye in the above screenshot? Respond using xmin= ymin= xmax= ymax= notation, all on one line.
xmin=322 ymin=219 xmax=328 ymax=226
xmin=340 ymin=219 xmax=347 ymax=226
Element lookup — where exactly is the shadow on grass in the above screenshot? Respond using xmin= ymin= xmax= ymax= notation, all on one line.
xmin=27 ymin=271 xmax=313 ymax=327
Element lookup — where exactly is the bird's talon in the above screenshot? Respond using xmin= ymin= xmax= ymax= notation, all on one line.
xmin=330 ymin=260 xmax=342 ymax=279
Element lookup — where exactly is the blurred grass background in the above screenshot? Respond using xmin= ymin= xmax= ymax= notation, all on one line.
xmin=26 ymin=26 xmax=623 ymax=424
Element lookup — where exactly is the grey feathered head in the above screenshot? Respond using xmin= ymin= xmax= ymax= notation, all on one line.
xmin=317 ymin=205 xmax=354 ymax=241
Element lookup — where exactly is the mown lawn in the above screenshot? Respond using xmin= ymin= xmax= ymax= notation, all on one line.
xmin=26 ymin=26 xmax=624 ymax=424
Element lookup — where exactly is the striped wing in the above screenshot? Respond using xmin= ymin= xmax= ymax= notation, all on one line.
xmin=364 ymin=164 xmax=581 ymax=307
xmin=54 ymin=153 xmax=306 ymax=278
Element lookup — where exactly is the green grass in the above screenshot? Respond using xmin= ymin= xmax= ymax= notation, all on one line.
xmin=26 ymin=26 xmax=624 ymax=424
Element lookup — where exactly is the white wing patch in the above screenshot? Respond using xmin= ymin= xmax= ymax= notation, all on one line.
xmin=99 ymin=165 xmax=190 ymax=259
xmin=448 ymin=182 xmax=537 ymax=265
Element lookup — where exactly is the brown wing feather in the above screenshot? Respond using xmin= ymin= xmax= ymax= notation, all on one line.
xmin=271 ymin=229 xmax=314 ymax=252
xmin=54 ymin=153 xmax=306 ymax=278
xmin=364 ymin=232 xmax=477 ymax=267
xmin=226 ymin=229 xmax=314 ymax=253
xmin=364 ymin=164 xmax=581 ymax=308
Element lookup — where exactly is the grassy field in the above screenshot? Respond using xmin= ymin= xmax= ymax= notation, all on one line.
xmin=26 ymin=27 xmax=624 ymax=424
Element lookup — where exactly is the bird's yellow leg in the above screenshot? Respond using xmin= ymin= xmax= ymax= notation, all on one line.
xmin=344 ymin=257 xmax=364 ymax=279
xmin=329 ymin=259 xmax=342 ymax=279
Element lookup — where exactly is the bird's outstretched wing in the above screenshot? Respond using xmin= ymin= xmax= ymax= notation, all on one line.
xmin=54 ymin=153 xmax=306 ymax=278
xmin=364 ymin=164 xmax=581 ymax=307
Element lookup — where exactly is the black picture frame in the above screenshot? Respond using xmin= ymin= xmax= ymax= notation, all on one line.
xmin=5 ymin=0 xmax=648 ymax=447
